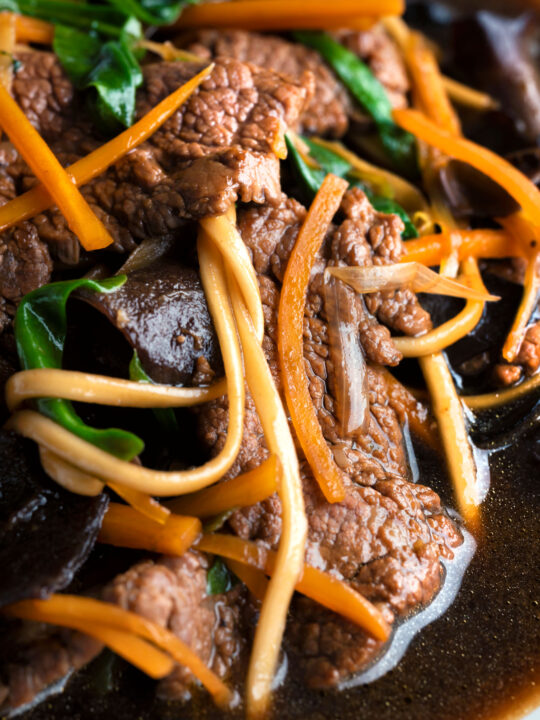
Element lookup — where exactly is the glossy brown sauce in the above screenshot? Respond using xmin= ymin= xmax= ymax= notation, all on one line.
xmin=16 ymin=397 xmax=539 ymax=720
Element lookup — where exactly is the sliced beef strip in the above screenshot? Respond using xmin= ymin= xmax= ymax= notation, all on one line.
xmin=0 ymin=54 xmax=310 ymax=275
xmin=0 ymin=622 xmax=102 ymax=713
xmin=179 ymin=25 xmax=409 ymax=137
xmin=195 ymin=190 xmax=460 ymax=687
xmin=103 ymin=551 xmax=249 ymax=700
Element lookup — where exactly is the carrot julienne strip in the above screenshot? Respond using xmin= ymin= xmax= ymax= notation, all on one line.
xmin=225 ymin=559 xmax=269 ymax=603
xmin=0 ymin=63 xmax=213 ymax=234
xmin=197 ymin=533 xmax=390 ymax=643
xmin=107 ymin=482 xmax=171 ymax=524
xmin=402 ymin=229 xmax=524 ymax=266
xmin=0 ymin=12 xmax=16 ymax=92
xmin=176 ymin=0 xmax=404 ymax=31
xmin=0 ymin=83 xmax=115 ymax=251
xmin=405 ymin=30 xmax=461 ymax=137
xmin=6 ymin=612 xmax=175 ymax=679
xmin=393 ymin=108 xmax=540 ymax=236
xmin=278 ymin=173 xmax=348 ymax=504
xmin=502 ymin=250 xmax=540 ymax=362
xmin=99 ymin=503 xmax=201 ymax=555
xmin=167 ymin=455 xmax=277 ymax=519
xmin=14 ymin=14 xmax=54 ymax=44
xmin=3 ymin=595 xmax=232 ymax=706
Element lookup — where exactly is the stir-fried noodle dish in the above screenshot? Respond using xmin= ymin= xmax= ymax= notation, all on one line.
xmin=0 ymin=1 xmax=538 ymax=719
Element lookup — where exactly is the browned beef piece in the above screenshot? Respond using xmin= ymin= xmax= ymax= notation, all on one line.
xmin=12 ymin=51 xmax=76 ymax=141
xmin=494 ymin=320 xmax=540 ymax=384
xmin=0 ymin=622 xmax=101 ymax=712
xmin=0 ymin=223 xmax=52 ymax=332
xmin=179 ymin=26 xmax=409 ymax=137
xmin=196 ymin=190 xmax=461 ymax=687
xmin=104 ymin=551 xmax=248 ymax=700
xmin=1 ymin=54 xmax=310 ymax=259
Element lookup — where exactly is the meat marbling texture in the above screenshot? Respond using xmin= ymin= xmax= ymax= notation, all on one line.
xmin=0 ymin=50 xmax=311 ymax=326
xmin=190 ymin=189 xmax=460 ymax=690
xmin=180 ymin=26 xmax=409 ymax=137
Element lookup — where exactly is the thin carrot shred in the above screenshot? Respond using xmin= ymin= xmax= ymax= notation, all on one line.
xmin=107 ymin=482 xmax=171 ymax=524
xmin=502 ymin=250 xmax=540 ymax=362
xmin=197 ymin=533 xmax=390 ymax=642
xmin=393 ymin=109 xmax=540 ymax=239
xmin=0 ymin=84 xmax=114 ymax=250
xmin=278 ymin=174 xmax=348 ymax=504
xmin=405 ymin=30 xmax=461 ymax=137
xmin=402 ymin=229 xmax=524 ymax=266
xmin=3 ymin=595 xmax=232 ymax=706
xmin=167 ymin=455 xmax=277 ymax=519
xmin=176 ymin=0 xmax=404 ymax=30
xmin=99 ymin=503 xmax=201 ymax=556
xmin=0 ymin=64 xmax=214 ymax=233
xmin=14 ymin=14 xmax=54 ymax=44
xmin=0 ymin=13 xmax=16 ymax=93
xmin=225 ymin=559 xmax=268 ymax=603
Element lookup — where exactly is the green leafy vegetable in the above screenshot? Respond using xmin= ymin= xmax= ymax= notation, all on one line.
xmin=294 ymin=32 xmax=418 ymax=176
xmin=207 ymin=558 xmax=236 ymax=596
xmin=129 ymin=351 xmax=180 ymax=437
xmin=104 ymin=0 xmax=200 ymax=26
xmin=1 ymin=0 xmax=126 ymax=36
xmin=15 ymin=276 xmax=144 ymax=461
xmin=286 ymin=133 xmax=418 ymax=239
xmin=53 ymin=21 xmax=143 ymax=130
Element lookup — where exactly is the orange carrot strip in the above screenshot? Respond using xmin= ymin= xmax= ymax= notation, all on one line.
xmin=393 ymin=109 xmax=540 ymax=237
xmin=4 ymin=595 xmax=232 ymax=706
xmin=99 ymin=503 xmax=201 ymax=556
xmin=402 ymin=229 xmax=523 ymax=266
xmin=107 ymin=482 xmax=170 ymax=524
xmin=14 ymin=14 xmax=54 ymax=44
xmin=225 ymin=559 xmax=268 ymax=603
xmin=0 ymin=64 xmax=213 ymax=233
xmin=0 ymin=84 xmax=113 ymax=251
xmin=0 ymin=13 xmax=16 ymax=92
xmin=167 ymin=455 xmax=277 ymax=518
xmin=197 ymin=533 xmax=390 ymax=642
xmin=377 ymin=367 xmax=440 ymax=451
xmin=1 ymin=610 xmax=174 ymax=679
xmin=278 ymin=174 xmax=348 ymax=504
xmin=405 ymin=30 xmax=461 ymax=137
xmin=176 ymin=0 xmax=404 ymax=30
xmin=502 ymin=250 xmax=540 ymax=362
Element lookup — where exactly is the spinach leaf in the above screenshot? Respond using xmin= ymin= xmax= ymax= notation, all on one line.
xmin=53 ymin=21 xmax=143 ymax=130
xmin=104 ymin=0 xmax=200 ymax=26
xmin=285 ymin=132 xmax=418 ymax=239
xmin=15 ymin=276 xmax=144 ymax=461
xmin=294 ymin=32 xmax=418 ymax=177
xmin=207 ymin=558 xmax=236 ymax=596
xmin=129 ymin=351 xmax=180 ymax=437
xmin=1 ymin=0 xmax=126 ymax=37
